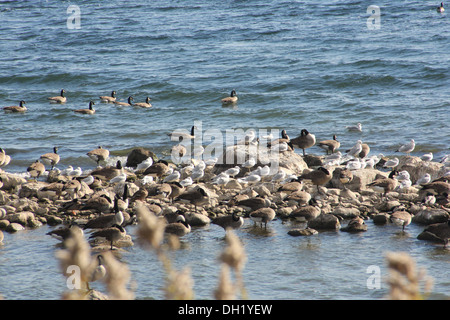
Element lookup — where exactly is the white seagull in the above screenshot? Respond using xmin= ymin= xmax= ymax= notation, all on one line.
xmin=383 ymin=157 xmax=399 ymax=170
xmin=396 ymin=139 xmax=415 ymax=156
xmin=346 ymin=123 xmax=362 ymax=132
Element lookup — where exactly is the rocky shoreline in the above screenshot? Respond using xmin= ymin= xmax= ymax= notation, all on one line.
xmin=0 ymin=147 xmax=449 ymax=248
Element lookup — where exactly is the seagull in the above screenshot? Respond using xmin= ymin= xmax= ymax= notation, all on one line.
xmin=414 ymin=173 xmax=431 ymax=186
xmin=163 ymin=170 xmax=181 ymax=183
xmin=212 ymin=173 xmax=230 ymax=188
xmin=82 ymin=175 xmax=95 ymax=186
xmin=271 ymin=170 xmax=286 ymax=183
xmin=109 ymin=172 xmax=127 ymax=184
xmin=383 ymin=157 xmax=399 ymax=170
xmin=180 ymin=176 xmax=193 ymax=187
xmin=396 ymin=139 xmax=415 ymax=156
xmin=69 ymin=167 xmax=82 ymax=177
xmin=62 ymin=165 xmax=74 ymax=176
xmin=225 ymin=166 xmax=240 ymax=178
xmin=242 ymin=158 xmax=256 ymax=172
xmin=346 ymin=140 xmax=363 ymax=157
xmin=238 ymin=174 xmax=261 ymax=185
xmin=345 ymin=123 xmax=362 ymax=132
xmin=136 ymin=157 xmax=153 ymax=171
xmin=237 ymin=130 xmax=256 ymax=145
xmin=421 ymin=152 xmax=433 ymax=162
xmin=346 ymin=159 xmax=362 ymax=171
xmin=191 ymin=169 xmax=204 ymax=183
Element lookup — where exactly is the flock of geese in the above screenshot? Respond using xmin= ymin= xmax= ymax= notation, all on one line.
xmin=1 ymin=87 xmax=450 ymax=250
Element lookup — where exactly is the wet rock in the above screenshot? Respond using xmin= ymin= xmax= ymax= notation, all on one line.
xmin=125 ymin=148 xmax=157 ymax=168
xmin=47 ymin=215 xmax=64 ymax=226
xmin=396 ymin=156 xmax=445 ymax=184
xmin=6 ymin=222 xmax=25 ymax=233
xmin=0 ymin=219 xmax=10 ymax=230
xmin=6 ymin=211 xmax=35 ymax=226
xmin=412 ymin=208 xmax=449 ymax=225
xmin=224 ymin=179 xmax=242 ymax=190
xmin=372 ymin=213 xmax=390 ymax=225
xmin=287 ymin=227 xmax=318 ymax=237
xmin=307 ymin=213 xmax=340 ymax=230
xmin=331 ymin=206 xmax=361 ymax=220
xmin=375 ymin=200 xmax=402 ymax=212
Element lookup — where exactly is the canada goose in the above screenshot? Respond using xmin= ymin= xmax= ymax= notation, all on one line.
xmin=211 ymin=211 xmax=244 ymax=231
xmin=221 ymin=90 xmax=238 ymax=105
xmin=289 ymin=199 xmax=321 ymax=222
xmin=176 ymin=187 xmax=209 ymax=211
xmin=267 ymin=129 xmax=290 ymax=148
xmin=420 ymin=181 xmax=450 ymax=196
xmin=130 ymin=186 xmax=148 ymax=204
xmin=91 ymin=160 xmax=123 ymax=181
xmin=359 ymin=143 xmax=370 ymax=158
xmin=420 ymin=220 xmax=450 ymax=248
xmin=0 ymin=148 xmax=8 ymax=166
xmin=87 ymin=146 xmax=110 ymax=166
xmin=62 ymin=179 xmax=82 ymax=199
xmin=40 ymin=146 xmax=60 ymax=170
xmin=339 ymin=169 xmax=353 ymax=190
xmin=133 ymin=97 xmax=152 ymax=108
xmin=367 ymin=170 xmax=398 ymax=199
xmin=286 ymin=190 xmax=312 ymax=206
xmin=154 ymin=183 xmax=172 ymax=200
xmin=39 ymin=180 xmax=66 ymax=200
xmin=168 ymin=125 xmax=197 ymax=140
xmin=396 ymin=139 xmax=415 ymax=156
xmin=116 ymin=183 xmax=129 ymax=211
xmin=143 ymin=160 xmax=170 ymax=181
xmin=74 ymin=101 xmax=96 ymax=115
xmin=89 ymin=224 xmax=126 ymax=250
xmin=233 ymin=197 xmax=271 ymax=211
xmin=100 ymin=91 xmax=117 ymax=103
xmin=249 ymin=207 xmax=276 ymax=229
xmin=389 ymin=211 xmax=412 ymax=231
xmin=0 ymin=151 xmax=10 ymax=168
xmin=278 ymin=178 xmax=303 ymax=194
xmin=114 ymin=96 xmax=133 ymax=106
xmin=317 ymin=135 xmax=340 ymax=155
xmin=300 ymin=167 xmax=333 ymax=192
xmin=88 ymin=254 xmax=107 ymax=290
xmin=48 ymin=89 xmax=67 ymax=103
xmin=437 ymin=2 xmax=445 ymax=12
xmin=83 ymin=197 xmax=123 ymax=229
xmin=290 ymin=129 xmax=316 ymax=156
xmin=27 ymin=160 xmax=45 ymax=180
xmin=46 ymin=223 xmax=84 ymax=242
xmin=164 ymin=215 xmax=191 ymax=237
xmin=3 ymin=100 xmax=27 ymax=113
xmin=169 ymin=182 xmax=185 ymax=203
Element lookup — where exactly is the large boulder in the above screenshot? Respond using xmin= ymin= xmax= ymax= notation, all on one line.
xmin=396 ymin=156 xmax=446 ymax=184
xmin=330 ymin=168 xmax=387 ymax=192
xmin=412 ymin=208 xmax=449 ymax=225
xmin=307 ymin=213 xmax=341 ymax=230
xmin=125 ymin=148 xmax=157 ymax=168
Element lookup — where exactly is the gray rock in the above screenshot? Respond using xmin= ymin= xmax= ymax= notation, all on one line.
xmin=6 ymin=211 xmax=35 ymax=226
xmin=0 ymin=219 xmax=10 ymax=230
xmin=372 ymin=213 xmax=390 ymax=225
xmin=307 ymin=213 xmax=341 ymax=230
xmin=332 ymin=206 xmax=361 ymax=219
xmin=47 ymin=215 xmax=64 ymax=226
xmin=396 ymin=156 xmax=445 ymax=185
xmin=0 ymin=173 xmax=27 ymax=190
xmin=6 ymin=222 xmax=25 ymax=232
xmin=287 ymin=227 xmax=318 ymax=236
xmin=412 ymin=209 xmax=449 ymax=225
xmin=330 ymin=168 xmax=386 ymax=192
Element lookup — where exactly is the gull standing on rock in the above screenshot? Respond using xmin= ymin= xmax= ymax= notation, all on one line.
xmin=346 ymin=140 xmax=363 ymax=158
xmin=396 ymin=139 xmax=415 ymax=156
xmin=383 ymin=157 xmax=399 ymax=171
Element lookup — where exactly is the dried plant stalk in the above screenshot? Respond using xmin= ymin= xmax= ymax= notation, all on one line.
xmin=214 ymin=265 xmax=236 ymax=300
xmin=165 ymin=266 xmax=194 ymax=300
xmin=101 ymin=251 xmax=134 ymax=300
xmin=386 ymin=251 xmax=434 ymax=300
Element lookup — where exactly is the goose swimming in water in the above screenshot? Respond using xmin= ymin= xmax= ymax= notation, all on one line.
xmin=133 ymin=97 xmax=152 ymax=108
xmin=221 ymin=90 xmax=238 ymax=105
xmin=48 ymin=89 xmax=67 ymax=103
xmin=114 ymin=96 xmax=133 ymax=106
xmin=100 ymin=91 xmax=117 ymax=103
xmin=3 ymin=100 xmax=27 ymax=113
xmin=437 ymin=2 xmax=445 ymax=12
xmin=74 ymin=101 xmax=96 ymax=115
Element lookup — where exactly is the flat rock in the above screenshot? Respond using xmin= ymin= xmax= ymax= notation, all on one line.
xmin=307 ymin=213 xmax=340 ymax=230
xmin=330 ymin=168 xmax=386 ymax=192
xmin=6 ymin=222 xmax=25 ymax=232
xmin=287 ymin=227 xmax=318 ymax=237
xmin=412 ymin=208 xmax=449 ymax=225
xmin=331 ymin=206 xmax=360 ymax=219
xmin=372 ymin=213 xmax=390 ymax=225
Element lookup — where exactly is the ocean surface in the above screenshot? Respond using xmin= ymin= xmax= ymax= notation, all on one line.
xmin=0 ymin=0 xmax=449 ymax=300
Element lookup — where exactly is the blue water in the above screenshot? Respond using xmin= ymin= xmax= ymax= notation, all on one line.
xmin=0 ymin=1 xmax=449 ymax=300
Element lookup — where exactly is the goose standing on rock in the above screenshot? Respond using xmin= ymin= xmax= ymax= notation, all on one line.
xmin=300 ymin=167 xmax=333 ymax=193
xmin=27 ymin=160 xmax=46 ymax=180
xmin=176 ymin=187 xmax=209 ymax=212
xmin=3 ymin=100 xmax=27 ymax=113
xmin=317 ymin=135 xmax=340 ymax=155
xmin=48 ymin=89 xmax=67 ymax=103
xmin=83 ymin=197 xmax=123 ymax=229
xmin=74 ymin=101 xmax=96 ymax=115
xmin=100 ymin=91 xmax=117 ymax=103
xmin=290 ymin=129 xmax=316 ymax=156
xmin=87 ymin=146 xmax=110 ymax=166
xmin=143 ymin=159 xmax=170 ymax=182
xmin=89 ymin=224 xmax=126 ymax=250
xmin=367 ymin=170 xmax=398 ymax=199
xmin=289 ymin=198 xmax=321 ymax=222
xmin=40 ymin=146 xmax=60 ymax=170
xmin=221 ymin=90 xmax=238 ymax=105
